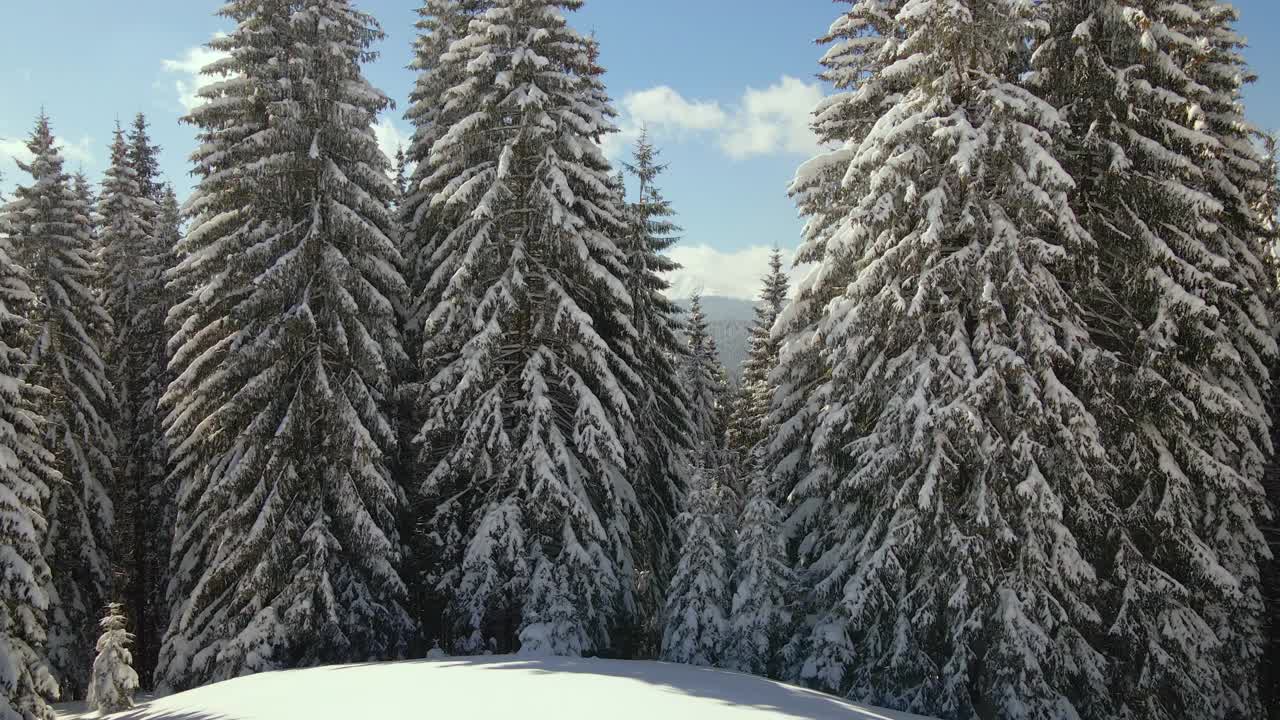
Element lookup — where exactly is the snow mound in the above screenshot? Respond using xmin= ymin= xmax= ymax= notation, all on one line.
xmin=55 ymin=656 xmax=934 ymax=719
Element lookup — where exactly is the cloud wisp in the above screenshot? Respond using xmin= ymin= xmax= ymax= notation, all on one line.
xmin=664 ymin=244 xmax=809 ymax=301
xmin=162 ymin=35 xmax=230 ymax=114
xmin=373 ymin=117 xmax=412 ymax=165
xmin=605 ymin=76 xmax=828 ymax=162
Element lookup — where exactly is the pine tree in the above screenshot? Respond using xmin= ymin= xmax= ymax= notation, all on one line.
xmin=71 ymin=173 xmax=99 ymax=272
xmin=724 ymin=462 xmax=792 ymax=678
xmin=1035 ymin=2 xmax=1273 ymax=717
xmin=158 ymin=0 xmax=414 ymax=691
xmin=660 ymin=465 xmax=732 ymax=667
xmin=393 ymin=147 xmax=409 ymax=208
xmin=1261 ymin=130 xmax=1280 ymax=720
xmin=0 ymin=171 xmax=62 ymax=720
xmin=413 ymin=0 xmax=639 ymax=657
xmin=400 ymin=0 xmax=492 ymax=342
xmin=766 ymin=6 xmax=888 ymax=660
xmin=142 ymin=185 xmax=181 ymax=686
xmin=99 ymin=115 xmax=172 ymax=689
xmin=399 ymin=1 xmax=493 ymax=648
xmin=1183 ymin=7 xmax=1277 ymax=715
xmin=727 ymin=248 xmax=788 ymax=459
xmin=4 ymin=114 xmax=117 ymax=700
xmin=85 ymin=603 xmax=139 ymax=715
xmin=683 ymin=294 xmax=730 ymax=468
xmin=618 ymin=131 xmax=693 ymax=657
xmin=722 ymin=251 xmax=793 ymax=680
xmin=783 ymin=2 xmax=1113 ymax=716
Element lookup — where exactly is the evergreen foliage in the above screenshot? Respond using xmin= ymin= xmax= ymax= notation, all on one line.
xmin=85 ymin=603 xmax=139 ymax=715
xmin=99 ymin=116 xmax=171 ymax=687
xmin=1258 ymin=130 xmax=1280 ymax=720
xmin=617 ymin=132 xmax=692 ymax=657
xmin=412 ymin=0 xmax=639 ymax=657
xmin=659 ymin=465 xmax=732 ymax=667
xmin=778 ymin=2 xmax=1114 ymax=716
xmin=399 ymin=0 xmax=493 ymax=648
xmin=727 ymin=248 xmax=788 ymax=459
xmin=724 ymin=463 xmax=791 ymax=678
xmin=0 ymin=170 xmax=62 ymax=720
xmin=158 ymin=0 xmax=414 ymax=691
xmin=1035 ymin=2 xmax=1275 ymax=717
xmin=682 ymin=295 xmax=730 ymax=469
xmin=4 ymin=114 xmax=116 ymax=700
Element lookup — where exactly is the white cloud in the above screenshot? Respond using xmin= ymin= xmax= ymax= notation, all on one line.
xmin=162 ymin=35 xmax=230 ymax=113
xmin=664 ymin=244 xmax=810 ymax=301
xmin=607 ymin=76 xmax=828 ymax=162
xmin=373 ymin=117 xmax=412 ymax=164
xmin=623 ymin=86 xmax=729 ymax=133
xmin=721 ymin=77 xmax=827 ymax=160
xmin=604 ymin=86 xmax=730 ymax=160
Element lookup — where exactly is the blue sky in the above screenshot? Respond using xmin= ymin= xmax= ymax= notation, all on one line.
xmin=2 ymin=0 xmax=1279 ymax=299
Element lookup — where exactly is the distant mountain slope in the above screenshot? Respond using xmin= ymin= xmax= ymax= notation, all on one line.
xmin=675 ymin=296 xmax=757 ymax=383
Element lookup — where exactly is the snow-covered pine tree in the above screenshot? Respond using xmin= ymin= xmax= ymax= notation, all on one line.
xmin=400 ymin=0 xmax=492 ymax=343
xmin=399 ymin=1 xmax=493 ymax=648
xmin=721 ymin=248 xmax=790 ymax=681
xmin=618 ymin=131 xmax=693 ymax=658
xmin=99 ymin=114 xmax=172 ymax=689
xmin=683 ymin=294 xmax=730 ymax=469
xmin=727 ymin=247 xmax=788 ymax=459
xmin=1035 ymin=2 xmax=1273 ymax=717
xmin=72 ymin=173 xmax=99 ymax=272
xmin=767 ymin=9 xmax=901 ymax=679
xmin=660 ymin=464 xmax=732 ymax=667
xmin=0 ymin=171 xmax=62 ymax=720
xmin=5 ymin=114 xmax=117 ymax=700
xmin=158 ymin=0 xmax=413 ymax=691
xmin=1181 ymin=7 xmax=1277 ymax=715
xmin=784 ymin=1 xmax=1114 ymax=716
xmin=393 ymin=147 xmax=409 ymax=207
xmin=413 ymin=0 xmax=639 ymax=657
xmin=724 ymin=461 xmax=792 ymax=678
xmin=85 ymin=603 xmax=139 ymax=715
xmin=1261 ymin=130 xmax=1280 ymax=720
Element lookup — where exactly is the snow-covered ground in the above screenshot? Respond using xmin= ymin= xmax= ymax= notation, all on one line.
xmin=54 ymin=655 xmax=934 ymax=719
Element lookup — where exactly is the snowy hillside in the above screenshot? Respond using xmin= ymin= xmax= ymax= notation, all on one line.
xmin=54 ymin=656 xmax=934 ymax=720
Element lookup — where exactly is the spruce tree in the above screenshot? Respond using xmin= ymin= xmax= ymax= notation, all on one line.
xmin=0 ymin=171 xmax=62 ymax=720
xmin=5 ymin=114 xmax=117 ymax=700
xmin=767 ymin=7 xmax=887 ymax=663
xmin=683 ymin=294 xmax=730 ymax=468
xmin=400 ymin=1 xmax=493 ymax=648
xmin=1035 ymin=2 xmax=1274 ymax=717
xmin=85 ymin=603 xmax=139 ymax=715
xmin=71 ymin=173 xmax=99 ymax=270
xmin=400 ymin=0 xmax=492 ymax=342
xmin=412 ymin=0 xmax=639 ymax=657
xmin=100 ymin=115 xmax=172 ymax=688
xmin=618 ymin=131 xmax=693 ymax=657
xmin=660 ymin=464 xmax=732 ymax=667
xmin=727 ymin=247 xmax=788 ymax=459
xmin=724 ymin=462 xmax=792 ymax=678
xmin=785 ymin=2 xmax=1113 ymax=716
xmin=1261 ymin=131 xmax=1280 ymax=720
xmin=158 ymin=0 xmax=413 ymax=690
xmin=393 ymin=147 xmax=409 ymax=208
xmin=1184 ymin=7 xmax=1277 ymax=715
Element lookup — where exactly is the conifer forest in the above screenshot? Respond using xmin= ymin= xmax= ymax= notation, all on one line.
xmin=2 ymin=1 xmax=1280 ymax=719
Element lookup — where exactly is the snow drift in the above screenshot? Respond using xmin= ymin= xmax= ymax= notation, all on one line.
xmin=55 ymin=655 xmax=934 ymax=719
